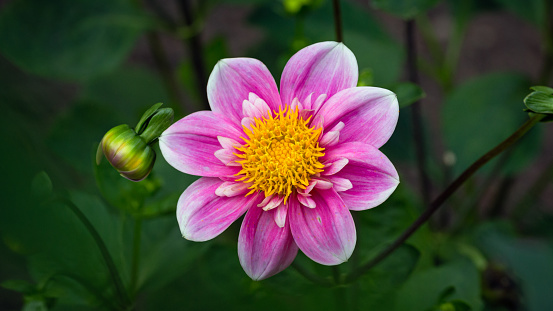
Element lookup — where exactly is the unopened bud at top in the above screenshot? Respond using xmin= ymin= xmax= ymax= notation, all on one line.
xmin=97 ymin=103 xmax=174 ymax=182
xmin=524 ymin=86 xmax=553 ymax=122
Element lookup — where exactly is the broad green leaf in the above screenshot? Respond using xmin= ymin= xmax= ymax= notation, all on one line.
xmin=371 ymin=0 xmax=440 ymax=19
xmin=1 ymin=279 xmax=35 ymax=294
xmin=394 ymin=259 xmax=483 ymax=311
xmin=357 ymin=245 xmax=421 ymax=310
xmin=0 ymin=0 xmax=149 ymax=81
xmin=31 ymin=171 xmax=53 ymax=200
xmin=474 ymin=222 xmax=553 ymax=311
xmin=392 ymin=82 xmax=426 ymax=108
xmin=442 ymin=73 xmax=541 ymax=176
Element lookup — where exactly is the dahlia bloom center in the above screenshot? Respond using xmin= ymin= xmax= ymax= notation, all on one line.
xmin=234 ymin=105 xmax=325 ymax=204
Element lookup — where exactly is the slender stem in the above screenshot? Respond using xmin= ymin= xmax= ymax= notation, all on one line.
xmin=332 ymin=266 xmax=347 ymax=310
xmin=406 ymin=19 xmax=432 ymax=206
xmin=344 ymin=114 xmax=545 ymax=284
xmin=332 ymin=0 xmax=343 ymax=42
xmin=539 ymin=0 xmax=553 ymax=85
xmin=146 ymin=32 xmax=189 ymax=113
xmin=130 ymin=217 xmax=143 ymax=296
xmin=291 ymin=261 xmax=333 ymax=287
xmin=178 ymin=0 xmax=209 ymax=110
xmin=52 ymin=197 xmax=130 ymax=307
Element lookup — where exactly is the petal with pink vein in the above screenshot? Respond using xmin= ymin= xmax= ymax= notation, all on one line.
xmin=160 ymin=111 xmax=243 ymax=177
xmin=208 ymin=58 xmax=281 ymax=124
xmin=313 ymin=87 xmax=399 ymax=149
xmin=324 ymin=142 xmax=399 ymax=210
xmin=280 ymin=42 xmax=358 ymax=107
xmin=289 ymin=190 xmax=356 ymax=265
xmin=239 ymin=204 xmax=298 ymax=280
xmin=177 ymin=178 xmax=261 ymax=241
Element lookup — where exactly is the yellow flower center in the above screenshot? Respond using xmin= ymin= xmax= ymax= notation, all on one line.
xmin=234 ymin=105 xmax=325 ymax=204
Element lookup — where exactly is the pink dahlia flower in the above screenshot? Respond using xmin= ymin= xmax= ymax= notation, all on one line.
xmin=160 ymin=41 xmax=400 ymax=280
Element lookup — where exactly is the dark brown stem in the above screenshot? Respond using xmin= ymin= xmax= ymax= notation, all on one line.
xmin=406 ymin=19 xmax=432 ymax=206
xmin=178 ymin=0 xmax=209 ymax=110
xmin=146 ymin=32 xmax=189 ymax=113
xmin=344 ymin=114 xmax=545 ymax=284
xmin=332 ymin=0 xmax=343 ymax=42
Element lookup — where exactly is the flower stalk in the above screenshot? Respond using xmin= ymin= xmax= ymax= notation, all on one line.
xmin=332 ymin=0 xmax=343 ymax=42
xmin=344 ymin=113 xmax=545 ymax=284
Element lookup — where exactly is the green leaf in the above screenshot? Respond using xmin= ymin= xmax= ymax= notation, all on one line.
xmin=1 ymin=279 xmax=35 ymax=294
xmin=474 ymin=222 xmax=553 ymax=311
xmin=139 ymin=108 xmax=174 ymax=144
xmin=0 ymin=0 xmax=149 ymax=81
xmin=31 ymin=171 xmax=53 ymax=200
xmin=371 ymin=0 xmax=440 ymax=19
xmin=357 ymin=68 xmax=374 ymax=86
xmin=394 ymin=259 xmax=483 ymax=311
xmin=392 ymin=82 xmax=426 ymax=108
xmin=357 ymin=245 xmax=421 ymax=310
xmin=442 ymin=72 xmax=541 ymax=176
xmin=135 ymin=103 xmax=163 ymax=135
xmin=524 ymin=91 xmax=553 ymax=114
xmin=530 ymin=86 xmax=553 ymax=94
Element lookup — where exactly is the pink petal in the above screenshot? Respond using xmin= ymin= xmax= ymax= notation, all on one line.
xmin=297 ymin=195 xmax=316 ymax=208
xmin=217 ymin=136 xmax=240 ymax=149
xmin=280 ymin=42 xmax=358 ymax=108
xmin=313 ymin=87 xmax=399 ymax=149
xmin=274 ymin=204 xmax=289 ymax=228
xmin=324 ymin=142 xmax=399 ymax=211
xmin=207 ymin=58 xmax=281 ymax=124
xmin=289 ymin=190 xmax=356 ymax=265
xmin=177 ymin=178 xmax=261 ymax=241
xmin=242 ymin=95 xmax=271 ymax=119
xmin=238 ymin=204 xmax=298 ymax=280
xmin=214 ymin=148 xmax=240 ymax=166
xmin=160 ymin=111 xmax=243 ymax=177
xmin=327 ymin=176 xmax=353 ymax=192
xmin=323 ymin=157 xmax=349 ymax=175
xmin=215 ymin=181 xmax=250 ymax=197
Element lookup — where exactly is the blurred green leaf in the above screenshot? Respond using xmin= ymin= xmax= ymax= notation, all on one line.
xmin=0 ymin=0 xmax=149 ymax=81
xmin=357 ymin=245 xmax=421 ymax=310
xmin=394 ymin=259 xmax=483 ymax=311
xmin=31 ymin=171 xmax=53 ymax=200
xmin=357 ymin=68 xmax=374 ymax=86
xmin=443 ymin=72 xmax=541 ymax=175
xmin=392 ymin=82 xmax=426 ymax=108
xmin=372 ymin=0 xmax=440 ymax=19
xmin=493 ymin=0 xmax=547 ymax=27
xmin=474 ymin=222 xmax=553 ymax=311
xmin=1 ymin=279 xmax=35 ymax=294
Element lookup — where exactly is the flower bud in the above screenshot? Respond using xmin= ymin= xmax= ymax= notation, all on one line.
xmin=97 ymin=103 xmax=174 ymax=182
xmin=524 ymin=86 xmax=553 ymax=122
xmin=97 ymin=124 xmax=155 ymax=182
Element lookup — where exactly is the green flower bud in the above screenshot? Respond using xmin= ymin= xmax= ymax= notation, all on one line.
xmin=97 ymin=124 xmax=155 ymax=182
xmin=524 ymin=86 xmax=553 ymax=122
xmin=96 ymin=103 xmax=174 ymax=182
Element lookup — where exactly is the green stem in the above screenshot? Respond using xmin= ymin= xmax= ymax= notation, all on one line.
xmin=291 ymin=261 xmax=333 ymax=287
xmin=52 ymin=197 xmax=131 ymax=308
xmin=344 ymin=114 xmax=545 ymax=284
xmin=130 ymin=217 xmax=143 ymax=296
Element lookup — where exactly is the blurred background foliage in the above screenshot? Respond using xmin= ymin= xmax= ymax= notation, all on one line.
xmin=0 ymin=0 xmax=552 ymax=310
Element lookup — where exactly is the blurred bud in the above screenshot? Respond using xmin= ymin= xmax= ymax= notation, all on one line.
xmin=96 ymin=103 xmax=174 ymax=182
xmin=524 ymin=86 xmax=553 ymax=122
